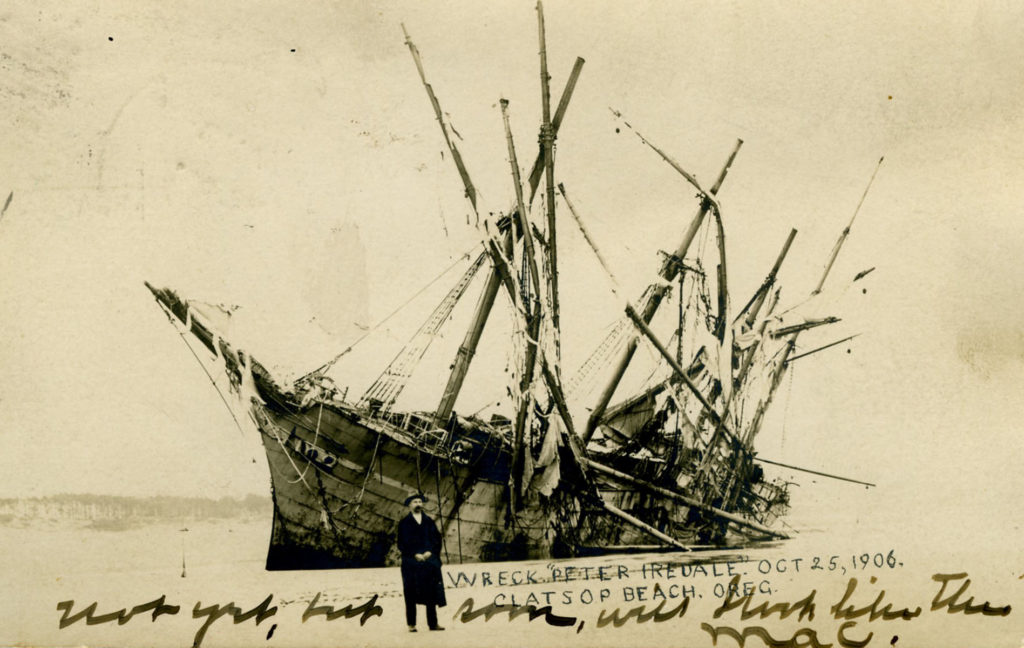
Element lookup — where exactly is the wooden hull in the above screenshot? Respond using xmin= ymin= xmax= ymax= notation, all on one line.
xmin=251 ymin=398 xmax=569 ymax=569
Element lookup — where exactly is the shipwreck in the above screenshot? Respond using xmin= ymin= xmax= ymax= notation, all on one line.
xmin=146 ymin=3 xmax=878 ymax=570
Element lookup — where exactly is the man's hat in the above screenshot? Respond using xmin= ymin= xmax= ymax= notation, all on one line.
xmin=404 ymin=492 xmax=427 ymax=506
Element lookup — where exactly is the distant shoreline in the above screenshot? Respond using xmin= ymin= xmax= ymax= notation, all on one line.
xmin=0 ymin=493 xmax=272 ymax=528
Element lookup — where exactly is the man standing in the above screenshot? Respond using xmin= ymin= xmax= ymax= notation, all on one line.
xmin=396 ymin=492 xmax=446 ymax=632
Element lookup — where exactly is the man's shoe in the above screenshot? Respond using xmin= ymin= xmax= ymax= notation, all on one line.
xmin=429 ymin=626 xmax=445 ymax=631
xmin=408 ymin=626 xmax=417 ymax=633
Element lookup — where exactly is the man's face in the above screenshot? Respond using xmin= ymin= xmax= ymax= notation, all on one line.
xmin=408 ymin=497 xmax=423 ymax=513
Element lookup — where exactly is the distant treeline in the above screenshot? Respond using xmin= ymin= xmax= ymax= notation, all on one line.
xmin=0 ymin=493 xmax=270 ymax=522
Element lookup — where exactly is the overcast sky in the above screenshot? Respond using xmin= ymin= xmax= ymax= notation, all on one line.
xmin=0 ymin=1 xmax=1021 ymax=548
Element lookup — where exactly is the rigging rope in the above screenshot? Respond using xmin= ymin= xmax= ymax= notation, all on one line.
xmin=564 ymin=317 xmax=630 ymax=397
xmin=260 ymin=410 xmax=315 ymax=492
xmin=349 ymin=430 xmax=385 ymax=517
xmin=301 ymin=242 xmax=483 ymax=381
xmin=259 ymin=409 xmax=349 ymax=540
xmin=159 ymin=305 xmax=248 ymax=438
xmin=360 ymin=252 xmax=487 ymax=410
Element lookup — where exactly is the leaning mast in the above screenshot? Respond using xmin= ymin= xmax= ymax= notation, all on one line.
xmin=408 ymin=14 xmax=585 ymax=426
xmin=583 ymin=139 xmax=743 ymax=442
xmin=722 ymin=158 xmax=883 ymax=509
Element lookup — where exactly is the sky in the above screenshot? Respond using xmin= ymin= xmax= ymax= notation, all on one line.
xmin=0 ymin=0 xmax=1022 ymax=548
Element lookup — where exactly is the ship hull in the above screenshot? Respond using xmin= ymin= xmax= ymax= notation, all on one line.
xmin=251 ymin=398 xmax=568 ymax=569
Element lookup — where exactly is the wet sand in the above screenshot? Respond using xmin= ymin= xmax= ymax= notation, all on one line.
xmin=1 ymin=487 xmax=1020 ymax=647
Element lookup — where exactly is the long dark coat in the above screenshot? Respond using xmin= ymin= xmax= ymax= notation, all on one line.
xmin=396 ymin=513 xmax=446 ymax=607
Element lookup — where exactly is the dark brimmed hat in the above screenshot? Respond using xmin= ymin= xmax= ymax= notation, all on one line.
xmin=404 ymin=492 xmax=427 ymax=506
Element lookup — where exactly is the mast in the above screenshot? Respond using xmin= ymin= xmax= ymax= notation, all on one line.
xmin=736 ymin=229 xmax=797 ymax=379
xmin=557 ymin=183 xmax=620 ymax=295
xmin=624 ymin=305 xmax=729 ymax=430
xmin=736 ymin=228 xmax=797 ymax=329
xmin=727 ymin=160 xmax=882 ymax=506
xmin=695 ymin=230 xmax=796 ymax=489
xmin=429 ymin=57 xmax=585 ymax=426
xmin=433 ymin=228 xmax=513 ymax=427
xmin=584 ymin=459 xmax=785 ymax=537
xmin=501 ymin=100 xmax=543 ymax=324
xmin=402 ymin=24 xmax=479 ymax=215
xmin=813 ymin=156 xmax=883 ymax=295
xmin=784 ymin=333 xmax=859 ymax=364
xmin=713 ymin=218 xmax=728 ymax=343
xmin=502 ymin=99 xmax=544 ymax=512
xmin=583 ymin=139 xmax=743 ymax=442
xmin=537 ymin=1 xmax=560 ymax=351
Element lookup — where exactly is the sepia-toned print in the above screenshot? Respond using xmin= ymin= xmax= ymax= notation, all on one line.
xmin=1 ymin=2 xmax=1021 ymax=647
